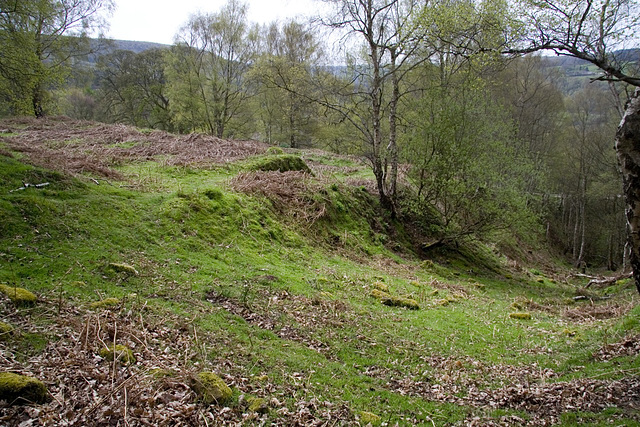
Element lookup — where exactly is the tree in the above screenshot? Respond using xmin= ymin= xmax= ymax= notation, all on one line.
xmin=510 ymin=0 xmax=640 ymax=292
xmin=97 ymin=49 xmax=172 ymax=130
xmin=0 ymin=0 xmax=113 ymax=117
xmin=167 ymin=0 xmax=258 ymax=138
xmin=252 ymin=20 xmax=324 ymax=148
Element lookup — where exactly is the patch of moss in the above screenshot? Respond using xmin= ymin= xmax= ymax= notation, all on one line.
xmin=370 ymin=289 xmax=392 ymax=300
xmin=89 ymin=298 xmax=121 ymax=309
xmin=250 ymin=155 xmax=312 ymax=174
xmin=266 ymin=146 xmax=284 ymax=155
xmin=372 ymin=281 xmax=389 ymax=293
xmin=246 ymin=396 xmax=268 ymax=414
xmin=0 ymin=285 xmax=37 ymax=307
xmin=359 ymin=411 xmax=382 ymax=425
xmin=0 ymin=372 xmax=48 ymax=405
xmin=191 ymin=372 xmax=232 ymax=405
xmin=382 ymin=295 xmax=419 ymax=310
xmin=108 ymin=263 xmax=139 ymax=276
xmin=0 ymin=322 xmax=14 ymax=341
xmin=509 ymin=312 xmax=532 ymax=320
xmin=203 ymin=188 xmax=223 ymax=201
xmin=99 ymin=344 xmax=136 ymax=365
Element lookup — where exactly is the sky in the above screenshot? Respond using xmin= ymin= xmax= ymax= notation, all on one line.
xmin=106 ymin=0 xmax=321 ymax=45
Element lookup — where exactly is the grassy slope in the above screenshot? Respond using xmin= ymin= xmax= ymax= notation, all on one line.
xmin=0 ymin=118 xmax=639 ymax=426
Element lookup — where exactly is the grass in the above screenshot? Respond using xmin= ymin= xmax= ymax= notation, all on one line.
xmin=0 ymin=120 xmax=639 ymax=425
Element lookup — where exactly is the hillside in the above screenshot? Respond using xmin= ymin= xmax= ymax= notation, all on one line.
xmin=0 ymin=117 xmax=639 ymax=426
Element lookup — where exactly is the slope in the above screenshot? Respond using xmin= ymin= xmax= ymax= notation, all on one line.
xmin=0 ymin=117 xmax=639 ymax=426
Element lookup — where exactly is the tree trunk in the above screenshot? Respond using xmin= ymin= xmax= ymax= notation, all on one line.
xmin=615 ymin=87 xmax=640 ymax=294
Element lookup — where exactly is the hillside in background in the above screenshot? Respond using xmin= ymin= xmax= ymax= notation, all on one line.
xmin=0 ymin=117 xmax=639 ymax=425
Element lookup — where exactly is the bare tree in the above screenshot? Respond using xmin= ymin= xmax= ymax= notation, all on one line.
xmin=509 ymin=0 xmax=640 ymax=291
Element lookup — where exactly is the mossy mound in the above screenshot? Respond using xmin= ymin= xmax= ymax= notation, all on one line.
xmin=372 ymin=281 xmax=389 ymax=292
xmin=108 ymin=263 xmax=139 ymax=276
xmin=382 ymin=295 xmax=419 ymax=310
xmin=0 ymin=284 xmax=37 ymax=307
xmin=0 ymin=322 xmax=14 ymax=341
xmin=359 ymin=411 xmax=382 ymax=425
xmin=250 ymin=155 xmax=311 ymax=174
xmin=509 ymin=312 xmax=532 ymax=320
xmin=0 ymin=372 xmax=48 ymax=405
xmin=191 ymin=372 xmax=233 ymax=405
xmin=266 ymin=146 xmax=284 ymax=155
xmin=371 ymin=289 xmax=419 ymax=310
xmin=99 ymin=344 xmax=136 ymax=365
xmin=90 ymin=298 xmax=121 ymax=309
xmin=246 ymin=396 xmax=269 ymax=414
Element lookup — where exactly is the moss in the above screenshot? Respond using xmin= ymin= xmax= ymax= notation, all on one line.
xmin=108 ymin=263 xmax=139 ymax=276
xmin=99 ymin=344 xmax=136 ymax=365
xmin=203 ymin=188 xmax=223 ymax=200
xmin=0 ymin=322 xmax=14 ymax=341
xmin=509 ymin=312 xmax=532 ymax=320
xmin=250 ymin=155 xmax=312 ymax=174
xmin=246 ymin=396 xmax=268 ymax=414
xmin=370 ymin=289 xmax=392 ymax=300
xmin=192 ymin=372 xmax=232 ymax=405
xmin=0 ymin=284 xmax=37 ymax=307
xmin=266 ymin=146 xmax=284 ymax=155
xmin=383 ymin=295 xmax=419 ymax=310
xmin=359 ymin=411 xmax=382 ymax=425
xmin=372 ymin=281 xmax=389 ymax=293
xmin=0 ymin=372 xmax=48 ymax=405
xmin=90 ymin=298 xmax=121 ymax=309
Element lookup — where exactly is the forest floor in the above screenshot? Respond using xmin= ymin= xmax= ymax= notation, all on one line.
xmin=0 ymin=117 xmax=639 ymax=426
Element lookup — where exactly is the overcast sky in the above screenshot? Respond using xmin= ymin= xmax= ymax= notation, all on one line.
xmin=107 ymin=0 xmax=321 ymax=45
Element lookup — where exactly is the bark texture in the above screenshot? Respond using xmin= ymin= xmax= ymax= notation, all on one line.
xmin=615 ymin=87 xmax=640 ymax=294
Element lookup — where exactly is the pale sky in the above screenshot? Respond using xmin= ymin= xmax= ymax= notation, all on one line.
xmin=106 ymin=0 xmax=322 ymax=45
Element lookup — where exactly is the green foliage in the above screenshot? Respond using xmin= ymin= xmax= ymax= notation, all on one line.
xmin=0 ymin=372 xmax=48 ymax=405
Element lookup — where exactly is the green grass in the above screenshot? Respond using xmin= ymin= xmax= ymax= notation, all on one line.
xmin=0 ymin=135 xmax=639 ymax=425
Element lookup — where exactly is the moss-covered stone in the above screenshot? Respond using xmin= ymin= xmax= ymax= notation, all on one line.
xmin=371 ymin=289 xmax=419 ymax=310
xmin=90 ymin=298 xmax=121 ymax=309
xmin=246 ymin=396 xmax=268 ymax=414
xmin=191 ymin=372 xmax=232 ymax=405
xmin=359 ymin=411 xmax=381 ymax=425
xmin=0 ymin=372 xmax=48 ymax=405
xmin=250 ymin=155 xmax=312 ymax=174
xmin=382 ymin=295 xmax=420 ymax=310
xmin=108 ymin=263 xmax=139 ymax=276
xmin=99 ymin=344 xmax=136 ymax=365
xmin=0 ymin=322 xmax=14 ymax=341
xmin=509 ymin=312 xmax=532 ymax=320
xmin=0 ymin=284 xmax=37 ymax=307
xmin=372 ymin=281 xmax=389 ymax=292
xmin=370 ymin=289 xmax=392 ymax=300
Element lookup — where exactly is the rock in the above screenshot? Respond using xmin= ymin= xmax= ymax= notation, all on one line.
xmin=509 ymin=312 xmax=532 ymax=320
xmin=191 ymin=372 xmax=233 ymax=405
xmin=0 ymin=285 xmax=37 ymax=307
xmin=0 ymin=372 xmax=48 ymax=405
xmin=99 ymin=344 xmax=136 ymax=365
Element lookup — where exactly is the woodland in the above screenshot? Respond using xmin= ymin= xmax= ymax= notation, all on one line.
xmin=1 ymin=0 xmax=640 ymax=425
